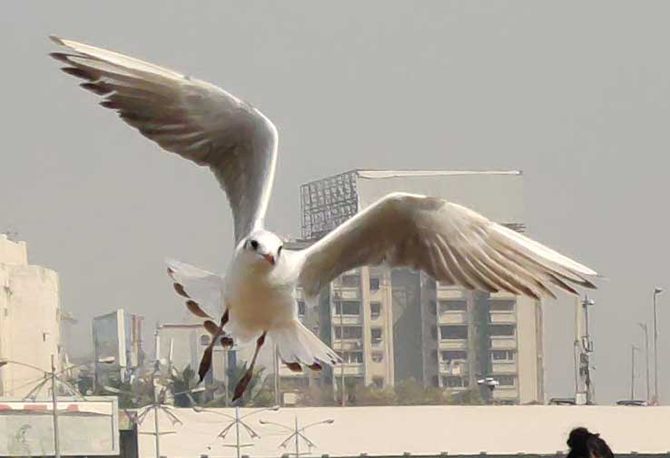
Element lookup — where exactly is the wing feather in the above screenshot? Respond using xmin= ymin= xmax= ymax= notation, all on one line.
xmin=298 ymin=192 xmax=597 ymax=302
xmin=50 ymin=36 xmax=277 ymax=242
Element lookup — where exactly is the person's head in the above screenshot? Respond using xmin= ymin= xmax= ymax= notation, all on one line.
xmin=567 ymin=427 xmax=613 ymax=458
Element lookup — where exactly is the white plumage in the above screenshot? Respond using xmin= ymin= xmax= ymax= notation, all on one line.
xmin=50 ymin=36 xmax=598 ymax=401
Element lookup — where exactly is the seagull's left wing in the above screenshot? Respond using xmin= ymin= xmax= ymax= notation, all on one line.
xmin=297 ymin=192 xmax=598 ymax=303
xmin=50 ymin=36 xmax=277 ymax=243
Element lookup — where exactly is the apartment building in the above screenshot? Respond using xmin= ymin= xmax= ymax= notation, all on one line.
xmin=276 ymin=170 xmax=544 ymax=404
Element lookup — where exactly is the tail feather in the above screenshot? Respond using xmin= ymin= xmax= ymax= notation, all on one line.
xmin=270 ymin=320 xmax=340 ymax=367
xmin=165 ymin=258 xmax=224 ymax=318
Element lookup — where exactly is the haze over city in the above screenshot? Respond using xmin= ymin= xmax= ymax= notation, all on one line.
xmin=1 ymin=0 xmax=669 ymax=408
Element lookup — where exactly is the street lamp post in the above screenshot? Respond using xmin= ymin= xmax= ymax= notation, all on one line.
xmin=653 ymin=287 xmax=663 ymax=404
xmin=638 ymin=323 xmax=651 ymax=402
xmin=0 ymin=355 xmax=115 ymax=458
xmin=259 ymin=416 xmax=334 ymax=458
xmin=630 ymin=345 xmax=639 ymax=400
xmin=193 ymin=405 xmax=279 ymax=458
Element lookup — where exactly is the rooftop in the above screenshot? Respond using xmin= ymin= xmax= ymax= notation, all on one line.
xmin=138 ymin=405 xmax=670 ymax=457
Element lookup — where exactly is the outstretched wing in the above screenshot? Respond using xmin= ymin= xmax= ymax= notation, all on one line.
xmin=50 ymin=36 xmax=278 ymax=243
xmin=298 ymin=192 xmax=598 ymax=302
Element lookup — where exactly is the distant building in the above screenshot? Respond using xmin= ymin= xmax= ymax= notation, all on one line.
xmin=279 ymin=170 xmax=544 ymax=404
xmin=155 ymin=323 xmax=237 ymax=384
xmin=92 ymin=309 xmax=144 ymax=385
xmin=0 ymin=234 xmax=62 ymax=397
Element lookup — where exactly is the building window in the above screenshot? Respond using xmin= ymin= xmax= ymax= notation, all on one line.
xmin=200 ymin=335 xmax=211 ymax=346
xmin=370 ymin=302 xmax=381 ymax=319
xmin=490 ymin=325 xmax=515 ymax=337
xmin=334 ymin=301 xmax=360 ymax=315
xmin=490 ymin=300 xmax=515 ymax=312
xmin=443 ymin=376 xmax=466 ymax=388
xmin=373 ymin=377 xmax=384 ymax=389
xmin=297 ymin=301 xmax=306 ymax=316
xmin=371 ymin=328 xmax=383 ymax=344
xmin=334 ymin=326 xmax=363 ymax=339
xmin=341 ymin=274 xmax=360 ymax=287
xmin=496 ymin=375 xmax=516 ymax=386
xmin=372 ymin=351 xmax=384 ymax=363
xmin=440 ymin=325 xmax=468 ymax=340
xmin=441 ymin=350 xmax=467 ymax=362
xmin=491 ymin=350 xmax=515 ymax=361
xmin=369 ymin=277 xmax=381 ymax=291
xmin=439 ymin=299 xmax=467 ymax=313
xmin=337 ymin=351 xmax=363 ymax=364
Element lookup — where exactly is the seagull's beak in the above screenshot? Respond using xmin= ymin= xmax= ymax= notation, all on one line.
xmin=262 ymin=253 xmax=276 ymax=265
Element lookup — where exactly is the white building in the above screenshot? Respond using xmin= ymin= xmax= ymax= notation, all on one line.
xmin=0 ymin=234 xmax=61 ymax=397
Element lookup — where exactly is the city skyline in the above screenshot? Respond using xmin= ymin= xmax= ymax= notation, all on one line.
xmin=1 ymin=1 xmax=668 ymax=405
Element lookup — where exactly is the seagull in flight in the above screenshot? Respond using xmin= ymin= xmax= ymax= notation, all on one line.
xmin=50 ymin=36 xmax=598 ymax=401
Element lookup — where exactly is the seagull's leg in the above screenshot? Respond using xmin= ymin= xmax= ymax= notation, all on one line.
xmin=232 ymin=331 xmax=267 ymax=402
xmin=198 ymin=309 xmax=230 ymax=382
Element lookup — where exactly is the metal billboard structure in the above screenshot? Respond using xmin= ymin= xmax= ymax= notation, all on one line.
xmin=0 ymin=397 xmax=119 ymax=456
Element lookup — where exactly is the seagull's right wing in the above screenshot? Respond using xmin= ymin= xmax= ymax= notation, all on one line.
xmin=50 ymin=36 xmax=278 ymax=243
xmin=297 ymin=193 xmax=598 ymax=303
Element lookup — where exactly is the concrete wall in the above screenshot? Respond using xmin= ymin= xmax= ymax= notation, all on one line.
xmin=0 ymin=236 xmax=61 ymax=397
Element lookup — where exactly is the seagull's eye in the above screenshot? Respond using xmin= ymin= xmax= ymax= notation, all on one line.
xmin=249 ymin=240 xmax=259 ymax=250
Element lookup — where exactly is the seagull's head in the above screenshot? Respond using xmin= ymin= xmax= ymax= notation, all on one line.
xmin=242 ymin=230 xmax=284 ymax=268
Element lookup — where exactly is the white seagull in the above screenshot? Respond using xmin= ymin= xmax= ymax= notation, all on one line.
xmin=50 ymin=36 xmax=598 ymax=401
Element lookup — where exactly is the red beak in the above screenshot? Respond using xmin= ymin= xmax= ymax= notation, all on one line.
xmin=263 ymin=253 xmax=275 ymax=265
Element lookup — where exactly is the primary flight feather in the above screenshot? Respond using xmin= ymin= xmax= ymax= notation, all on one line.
xmin=50 ymin=36 xmax=598 ymax=401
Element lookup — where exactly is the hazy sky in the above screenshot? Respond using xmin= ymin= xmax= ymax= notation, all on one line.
xmin=2 ymin=1 xmax=669 ymax=404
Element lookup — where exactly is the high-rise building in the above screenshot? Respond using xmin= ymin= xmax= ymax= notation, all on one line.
xmin=281 ymin=170 xmax=544 ymax=404
xmin=92 ymin=309 xmax=144 ymax=385
xmin=0 ymin=234 xmax=62 ymax=397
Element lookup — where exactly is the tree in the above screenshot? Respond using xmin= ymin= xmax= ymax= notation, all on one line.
xmin=169 ymin=366 xmax=202 ymax=407
xmin=206 ymin=362 xmax=268 ymax=407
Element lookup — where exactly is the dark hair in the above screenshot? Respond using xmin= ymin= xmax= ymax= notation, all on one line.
xmin=567 ymin=427 xmax=613 ymax=458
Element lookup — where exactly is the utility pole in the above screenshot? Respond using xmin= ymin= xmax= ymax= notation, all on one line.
xmin=294 ymin=416 xmax=300 ymax=458
xmin=338 ymin=297 xmax=345 ymax=407
xmin=630 ymin=345 xmax=639 ymax=400
xmin=235 ymin=406 xmax=242 ymax=458
xmin=273 ymin=344 xmax=280 ymax=406
xmin=653 ymin=287 xmax=663 ymax=404
xmin=638 ymin=323 xmax=651 ymax=402
xmin=50 ymin=354 xmax=61 ymax=458
xmin=575 ymin=296 xmax=595 ymax=404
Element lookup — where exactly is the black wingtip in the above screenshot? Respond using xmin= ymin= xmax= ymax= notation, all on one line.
xmin=49 ymin=35 xmax=64 ymax=45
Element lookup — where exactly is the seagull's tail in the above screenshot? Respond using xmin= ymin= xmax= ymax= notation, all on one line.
xmin=269 ymin=320 xmax=341 ymax=369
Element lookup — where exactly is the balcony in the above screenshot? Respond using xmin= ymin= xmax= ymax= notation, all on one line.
xmin=332 ymin=339 xmax=364 ymax=351
xmin=438 ymin=311 xmax=467 ymax=325
xmin=489 ymin=312 xmax=516 ymax=324
xmin=336 ymin=363 xmax=364 ymax=377
xmin=438 ymin=339 xmax=468 ymax=350
xmin=436 ymin=289 xmax=464 ymax=300
xmin=331 ymin=315 xmax=363 ymax=326
xmin=490 ymin=337 xmax=516 ymax=350
xmin=491 ymin=361 xmax=518 ymax=374
xmin=333 ymin=287 xmax=360 ymax=300
xmin=439 ymin=361 xmax=467 ymax=376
